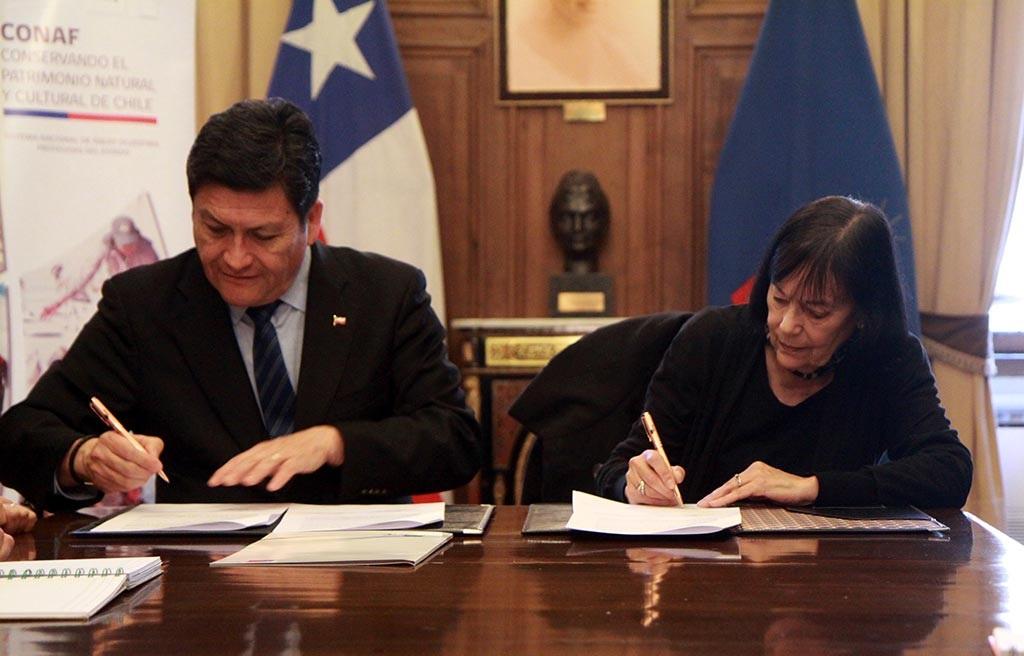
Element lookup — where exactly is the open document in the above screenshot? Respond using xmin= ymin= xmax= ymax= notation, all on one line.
xmin=80 ymin=504 xmax=289 ymax=534
xmin=271 ymin=502 xmax=445 ymax=534
xmin=76 ymin=502 xmax=474 ymax=537
xmin=211 ymin=531 xmax=452 ymax=568
xmin=566 ymin=491 xmax=741 ymax=536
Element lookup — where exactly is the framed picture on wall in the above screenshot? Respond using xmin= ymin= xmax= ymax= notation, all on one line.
xmin=497 ymin=0 xmax=671 ymax=104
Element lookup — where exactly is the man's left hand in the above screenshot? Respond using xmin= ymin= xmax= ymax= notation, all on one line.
xmin=0 ymin=529 xmax=12 ymax=560
xmin=696 ymin=461 xmax=819 ymax=507
xmin=0 ymin=498 xmax=36 ymax=534
xmin=207 ymin=425 xmax=344 ymax=492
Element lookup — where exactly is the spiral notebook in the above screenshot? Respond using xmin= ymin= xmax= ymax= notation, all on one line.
xmin=0 ymin=556 xmax=162 ymax=620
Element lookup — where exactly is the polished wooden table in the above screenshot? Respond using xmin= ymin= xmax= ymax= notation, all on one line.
xmin=1 ymin=508 xmax=1021 ymax=654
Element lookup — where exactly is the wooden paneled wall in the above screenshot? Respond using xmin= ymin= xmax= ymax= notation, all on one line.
xmin=391 ymin=0 xmax=766 ymax=320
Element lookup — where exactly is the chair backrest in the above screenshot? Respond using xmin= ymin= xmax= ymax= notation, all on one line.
xmin=508 ymin=311 xmax=692 ymax=502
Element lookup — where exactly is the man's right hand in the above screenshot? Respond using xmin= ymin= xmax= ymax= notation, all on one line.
xmin=62 ymin=431 xmax=165 ymax=493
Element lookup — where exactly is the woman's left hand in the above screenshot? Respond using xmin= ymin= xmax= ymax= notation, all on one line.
xmin=696 ymin=461 xmax=819 ymax=507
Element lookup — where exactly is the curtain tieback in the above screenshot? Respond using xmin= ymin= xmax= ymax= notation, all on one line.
xmin=919 ymin=312 xmax=993 ymax=376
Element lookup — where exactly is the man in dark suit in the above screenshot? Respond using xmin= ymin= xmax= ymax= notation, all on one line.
xmin=0 ymin=99 xmax=480 ymax=510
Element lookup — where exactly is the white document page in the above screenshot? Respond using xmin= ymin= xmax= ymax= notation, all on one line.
xmin=272 ymin=502 xmax=445 ymax=534
xmin=85 ymin=504 xmax=289 ymax=533
xmin=566 ymin=491 xmax=741 ymax=535
xmin=211 ymin=530 xmax=452 ymax=567
xmin=0 ymin=576 xmax=128 ymax=621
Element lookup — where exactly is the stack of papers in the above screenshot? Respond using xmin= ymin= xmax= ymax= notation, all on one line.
xmin=208 ymin=503 xmax=450 ymax=568
xmin=0 ymin=556 xmax=162 ymax=620
xmin=211 ymin=530 xmax=452 ymax=568
xmin=566 ymin=491 xmax=742 ymax=535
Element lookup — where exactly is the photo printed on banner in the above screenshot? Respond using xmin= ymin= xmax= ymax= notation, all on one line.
xmin=0 ymin=195 xmax=6 ymax=274
xmin=20 ymin=191 xmax=165 ymax=389
xmin=0 ymin=285 xmax=10 ymax=412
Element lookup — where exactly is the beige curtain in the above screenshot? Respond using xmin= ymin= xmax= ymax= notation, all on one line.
xmin=859 ymin=0 xmax=1024 ymax=528
xmin=195 ymin=1 xmax=290 ymax=126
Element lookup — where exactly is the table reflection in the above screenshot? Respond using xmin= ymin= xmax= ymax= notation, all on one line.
xmin=506 ymin=528 xmax=974 ymax=654
xmin=93 ymin=545 xmax=482 ymax=654
xmin=0 ymin=576 xmax=162 ymax=656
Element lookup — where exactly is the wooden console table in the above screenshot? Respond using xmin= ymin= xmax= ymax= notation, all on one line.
xmin=449 ymin=317 xmax=622 ymax=504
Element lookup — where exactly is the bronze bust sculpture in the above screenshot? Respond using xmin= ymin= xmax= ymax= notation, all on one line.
xmin=548 ymin=170 xmax=614 ymax=316
xmin=549 ymin=170 xmax=610 ymax=274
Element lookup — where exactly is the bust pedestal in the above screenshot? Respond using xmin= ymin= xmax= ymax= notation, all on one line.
xmin=549 ymin=272 xmax=615 ymax=317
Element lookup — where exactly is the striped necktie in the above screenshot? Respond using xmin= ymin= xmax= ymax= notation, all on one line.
xmin=246 ymin=300 xmax=296 ymax=437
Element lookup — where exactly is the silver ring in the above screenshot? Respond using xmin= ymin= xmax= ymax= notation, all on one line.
xmin=734 ymin=474 xmax=743 ymax=488
xmin=637 ymin=480 xmax=647 ymax=496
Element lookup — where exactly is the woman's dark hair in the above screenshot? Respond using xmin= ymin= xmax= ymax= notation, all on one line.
xmin=186 ymin=98 xmax=322 ymax=221
xmin=748 ymin=196 xmax=909 ymax=352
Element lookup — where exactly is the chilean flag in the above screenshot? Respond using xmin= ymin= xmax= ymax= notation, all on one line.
xmin=268 ymin=0 xmax=446 ymax=319
xmin=269 ymin=0 xmax=445 ymax=501
xmin=708 ymin=0 xmax=919 ymax=335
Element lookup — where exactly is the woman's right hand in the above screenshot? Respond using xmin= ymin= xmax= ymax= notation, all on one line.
xmin=624 ymin=449 xmax=684 ymax=505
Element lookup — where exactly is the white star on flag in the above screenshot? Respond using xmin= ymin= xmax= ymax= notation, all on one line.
xmin=280 ymin=0 xmax=376 ymax=98
xmin=269 ymin=0 xmax=447 ymax=319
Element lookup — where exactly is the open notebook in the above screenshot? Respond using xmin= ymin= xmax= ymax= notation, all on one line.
xmin=0 ymin=556 xmax=162 ymax=620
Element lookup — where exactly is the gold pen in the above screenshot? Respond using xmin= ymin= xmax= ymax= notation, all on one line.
xmin=640 ymin=411 xmax=684 ymax=507
xmin=89 ymin=396 xmax=170 ymax=484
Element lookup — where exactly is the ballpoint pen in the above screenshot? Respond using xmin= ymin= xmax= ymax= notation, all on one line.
xmin=89 ymin=396 xmax=170 ymax=484
xmin=640 ymin=411 xmax=684 ymax=507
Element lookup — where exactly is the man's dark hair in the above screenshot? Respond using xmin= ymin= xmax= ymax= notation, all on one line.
xmin=748 ymin=195 xmax=910 ymax=353
xmin=186 ymin=98 xmax=322 ymax=221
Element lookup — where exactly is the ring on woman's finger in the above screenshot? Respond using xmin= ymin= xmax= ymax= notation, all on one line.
xmin=734 ymin=473 xmax=743 ymax=488
xmin=636 ymin=479 xmax=647 ymax=496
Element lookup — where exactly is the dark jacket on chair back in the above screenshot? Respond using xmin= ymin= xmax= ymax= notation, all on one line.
xmin=509 ymin=312 xmax=692 ymax=501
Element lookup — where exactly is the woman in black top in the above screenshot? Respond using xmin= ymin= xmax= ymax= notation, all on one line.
xmin=597 ymin=196 xmax=972 ymax=508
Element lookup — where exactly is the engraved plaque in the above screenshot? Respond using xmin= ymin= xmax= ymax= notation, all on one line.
xmin=484 ymin=335 xmax=582 ymax=367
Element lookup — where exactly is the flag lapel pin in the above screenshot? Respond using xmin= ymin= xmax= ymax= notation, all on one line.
xmin=332 ymin=314 xmax=347 ymax=327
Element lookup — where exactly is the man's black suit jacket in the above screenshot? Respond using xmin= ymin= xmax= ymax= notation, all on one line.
xmin=0 ymin=243 xmax=481 ymax=509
